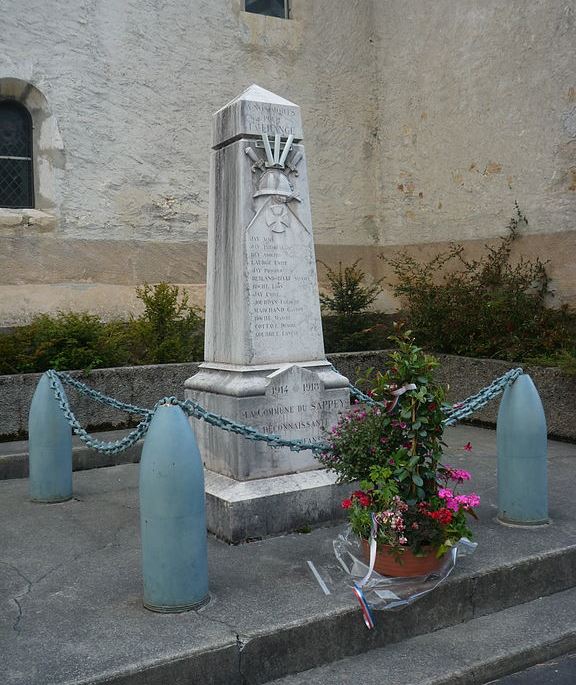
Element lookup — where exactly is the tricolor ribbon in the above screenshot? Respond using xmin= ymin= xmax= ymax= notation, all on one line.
xmin=353 ymin=513 xmax=379 ymax=629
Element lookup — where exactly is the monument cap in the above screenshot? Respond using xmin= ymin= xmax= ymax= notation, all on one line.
xmin=213 ymin=84 xmax=303 ymax=149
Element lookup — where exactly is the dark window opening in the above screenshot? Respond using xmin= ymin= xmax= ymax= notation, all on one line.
xmin=0 ymin=101 xmax=34 ymax=209
xmin=245 ymin=0 xmax=289 ymax=19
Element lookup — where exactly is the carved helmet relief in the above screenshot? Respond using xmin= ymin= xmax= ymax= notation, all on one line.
xmin=245 ymin=133 xmax=302 ymax=234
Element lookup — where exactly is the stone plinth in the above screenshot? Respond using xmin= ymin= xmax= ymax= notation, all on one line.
xmin=187 ymin=362 xmax=348 ymax=480
xmin=186 ymin=85 xmax=349 ymax=540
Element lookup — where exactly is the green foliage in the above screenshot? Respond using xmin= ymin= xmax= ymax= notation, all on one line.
xmin=319 ymin=331 xmax=477 ymax=556
xmin=525 ymin=349 xmax=576 ymax=375
xmin=318 ymin=259 xmax=390 ymax=353
xmin=321 ymin=311 xmax=396 ymax=353
xmin=319 ymin=259 xmax=383 ymax=316
xmin=0 ymin=313 xmax=129 ymax=375
xmin=382 ymin=204 xmax=576 ymax=362
xmin=0 ymin=283 xmax=205 ymax=374
xmin=129 ymin=282 xmax=204 ymax=364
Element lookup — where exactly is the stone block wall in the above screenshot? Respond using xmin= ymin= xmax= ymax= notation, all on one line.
xmin=2 ymin=353 xmax=575 ymax=442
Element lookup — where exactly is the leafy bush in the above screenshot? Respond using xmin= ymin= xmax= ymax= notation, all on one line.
xmin=0 ymin=313 xmax=129 ymax=374
xmin=0 ymin=283 xmax=205 ymax=374
xmin=321 ymin=312 xmax=396 ymax=353
xmin=129 ymin=282 xmax=204 ymax=364
xmin=382 ymin=205 xmax=576 ymax=362
xmin=319 ymin=259 xmax=390 ymax=352
xmin=319 ymin=259 xmax=383 ymax=316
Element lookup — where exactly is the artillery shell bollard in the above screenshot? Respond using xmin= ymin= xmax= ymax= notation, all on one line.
xmin=29 ymin=372 xmax=73 ymax=503
xmin=497 ymin=373 xmax=548 ymax=526
xmin=139 ymin=402 xmax=209 ymax=612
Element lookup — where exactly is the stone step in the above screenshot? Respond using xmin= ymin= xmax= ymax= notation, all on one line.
xmin=2 ymin=451 xmax=576 ymax=684
xmin=0 ymin=428 xmax=143 ymax=480
xmin=268 ymin=586 xmax=576 ymax=685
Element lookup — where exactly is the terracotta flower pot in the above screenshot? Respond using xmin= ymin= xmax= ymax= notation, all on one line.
xmin=360 ymin=539 xmax=447 ymax=577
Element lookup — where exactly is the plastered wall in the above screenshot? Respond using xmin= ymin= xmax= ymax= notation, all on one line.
xmin=0 ymin=0 xmax=574 ymax=324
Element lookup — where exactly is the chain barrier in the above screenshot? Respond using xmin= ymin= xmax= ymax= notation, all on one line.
xmin=345 ymin=367 xmax=524 ymax=427
xmin=49 ymin=370 xmax=329 ymax=455
xmin=47 ymin=366 xmax=524 ymax=456
xmin=57 ymin=371 xmax=153 ymax=417
xmin=46 ymin=370 xmax=154 ymax=455
xmin=441 ymin=367 xmax=523 ymax=426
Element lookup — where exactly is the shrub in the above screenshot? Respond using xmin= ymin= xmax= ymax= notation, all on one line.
xmin=319 ymin=259 xmax=383 ymax=316
xmin=0 ymin=313 xmax=129 ymax=374
xmin=321 ymin=311 xmax=396 ymax=353
xmin=319 ymin=259 xmax=390 ymax=352
xmin=0 ymin=283 xmax=205 ymax=374
xmin=128 ymin=282 xmax=204 ymax=364
xmin=382 ymin=205 xmax=576 ymax=362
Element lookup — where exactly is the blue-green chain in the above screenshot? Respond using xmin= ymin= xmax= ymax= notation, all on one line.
xmin=46 ymin=367 xmax=524 ymax=455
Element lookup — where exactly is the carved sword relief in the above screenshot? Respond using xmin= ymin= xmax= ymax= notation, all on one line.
xmin=244 ymin=134 xmax=305 ymax=235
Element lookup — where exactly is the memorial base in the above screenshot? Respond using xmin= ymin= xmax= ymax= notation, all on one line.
xmin=185 ymin=360 xmax=350 ymax=481
xmin=205 ymin=467 xmax=354 ymax=543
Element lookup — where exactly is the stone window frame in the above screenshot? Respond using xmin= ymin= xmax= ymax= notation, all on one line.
xmin=0 ymin=78 xmax=64 ymax=231
xmin=244 ymin=0 xmax=290 ymax=20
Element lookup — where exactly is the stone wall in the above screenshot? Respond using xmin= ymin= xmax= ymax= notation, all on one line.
xmin=0 ymin=0 xmax=378 ymax=324
xmin=1 ymin=352 xmax=575 ymax=442
xmin=370 ymin=0 xmax=576 ymax=309
xmin=1 ymin=0 xmax=575 ymax=324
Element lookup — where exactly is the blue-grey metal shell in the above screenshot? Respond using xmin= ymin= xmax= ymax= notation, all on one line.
xmin=28 ymin=372 xmax=73 ymax=502
xmin=139 ymin=404 xmax=209 ymax=612
xmin=497 ymin=374 xmax=548 ymax=525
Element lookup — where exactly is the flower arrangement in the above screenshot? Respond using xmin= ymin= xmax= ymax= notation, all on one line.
xmin=320 ymin=332 xmax=479 ymax=561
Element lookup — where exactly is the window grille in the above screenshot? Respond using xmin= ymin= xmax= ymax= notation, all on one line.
xmin=0 ymin=101 xmax=34 ymax=209
xmin=245 ymin=0 xmax=289 ymax=19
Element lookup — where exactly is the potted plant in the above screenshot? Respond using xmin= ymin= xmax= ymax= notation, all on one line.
xmin=320 ymin=332 xmax=480 ymax=577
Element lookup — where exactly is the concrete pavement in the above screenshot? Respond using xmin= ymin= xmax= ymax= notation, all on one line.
xmin=1 ymin=425 xmax=576 ymax=684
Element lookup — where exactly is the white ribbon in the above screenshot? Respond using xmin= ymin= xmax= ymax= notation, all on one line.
xmin=387 ymin=383 xmax=417 ymax=413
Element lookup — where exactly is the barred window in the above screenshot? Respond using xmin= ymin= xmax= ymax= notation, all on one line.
xmin=0 ymin=101 xmax=34 ymax=209
xmin=245 ymin=0 xmax=289 ymax=19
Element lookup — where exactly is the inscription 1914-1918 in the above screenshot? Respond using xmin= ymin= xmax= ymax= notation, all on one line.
xmin=240 ymin=375 xmax=348 ymax=445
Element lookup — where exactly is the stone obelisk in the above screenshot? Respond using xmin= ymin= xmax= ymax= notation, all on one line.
xmin=185 ymin=85 xmax=350 ymax=541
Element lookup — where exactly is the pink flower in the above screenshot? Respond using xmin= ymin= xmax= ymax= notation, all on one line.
xmin=391 ymin=496 xmax=408 ymax=512
xmin=438 ymin=488 xmax=454 ymax=500
xmin=445 ymin=498 xmax=460 ymax=512
xmin=444 ymin=467 xmax=472 ymax=482
xmin=458 ymin=493 xmax=480 ymax=508
xmin=399 ymin=536 xmax=408 ymax=545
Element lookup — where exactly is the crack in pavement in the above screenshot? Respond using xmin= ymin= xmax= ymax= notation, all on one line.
xmin=1 ymin=519 xmax=132 ymax=636
xmin=191 ymin=608 xmax=253 ymax=684
xmin=0 ymin=561 xmax=33 ymax=634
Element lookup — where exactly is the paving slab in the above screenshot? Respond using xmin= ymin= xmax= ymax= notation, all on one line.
xmin=1 ymin=425 xmax=576 ymax=684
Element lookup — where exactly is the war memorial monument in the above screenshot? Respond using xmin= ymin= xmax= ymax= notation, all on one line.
xmin=185 ymin=85 xmax=351 ymax=542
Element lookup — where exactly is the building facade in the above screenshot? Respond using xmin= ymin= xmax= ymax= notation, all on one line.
xmin=1 ymin=0 xmax=575 ymax=325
